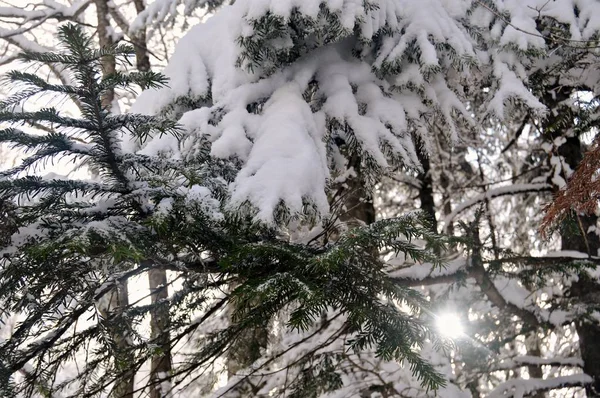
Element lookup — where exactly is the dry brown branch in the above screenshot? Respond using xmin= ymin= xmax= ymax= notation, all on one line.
xmin=542 ymin=135 xmax=600 ymax=233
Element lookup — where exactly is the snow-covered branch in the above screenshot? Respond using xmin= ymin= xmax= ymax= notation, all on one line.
xmin=0 ymin=1 xmax=90 ymax=21
xmin=496 ymin=356 xmax=583 ymax=370
xmin=443 ymin=183 xmax=552 ymax=227
xmin=488 ymin=374 xmax=592 ymax=398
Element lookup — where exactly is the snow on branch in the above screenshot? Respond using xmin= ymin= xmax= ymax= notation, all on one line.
xmin=131 ymin=0 xmax=485 ymax=221
xmin=497 ymin=356 xmax=584 ymax=370
xmin=488 ymin=374 xmax=592 ymax=398
xmin=0 ymin=1 xmax=89 ymax=21
xmin=388 ymin=256 xmax=467 ymax=283
xmin=490 ymin=275 xmax=574 ymax=327
xmin=443 ymin=183 xmax=552 ymax=227
xmin=131 ymin=0 xmax=600 ymax=222
xmin=130 ymin=0 xmax=220 ymax=32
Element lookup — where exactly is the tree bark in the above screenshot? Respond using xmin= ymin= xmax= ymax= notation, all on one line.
xmin=94 ymin=3 xmax=134 ymax=396
xmin=124 ymin=0 xmax=173 ymax=392
xmin=335 ymin=155 xmax=378 ymax=398
xmin=98 ymin=280 xmax=134 ymax=398
xmin=542 ymin=88 xmax=600 ymax=397
xmin=148 ymin=266 xmax=173 ymax=398
xmin=131 ymin=0 xmax=151 ymax=72
xmin=527 ymin=341 xmax=546 ymax=398
xmin=94 ymin=0 xmax=116 ymax=109
xmin=337 ymin=153 xmax=376 ymax=227
xmin=416 ymin=141 xmax=437 ymax=233
xmin=97 ymin=2 xmax=173 ymax=393
xmin=225 ymin=286 xmax=269 ymax=394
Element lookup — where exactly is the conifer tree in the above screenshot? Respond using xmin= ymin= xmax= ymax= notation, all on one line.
xmin=0 ymin=22 xmax=449 ymax=397
xmin=127 ymin=1 xmax=600 ymax=396
xmin=374 ymin=2 xmax=600 ymax=395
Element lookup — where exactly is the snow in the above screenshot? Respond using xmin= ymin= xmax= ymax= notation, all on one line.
xmin=488 ymin=56 xmax=547 ymax=118
xmin=443 ymin=183 xmax=552 ymax=227
xmin=545 ymin=250 xmax=592 ymax=259
xmin=373 ymin=0 xmax=476 ymax=68
xmin=131 ymin=0 xmax=213 ymax=32
xmin=488 ymin=374 xmax=592 ymax=398
xmin=498 ymin=355 xmax=584 ymax=369
xmin=550 ymin=155 xmax=568 ymax=188
xmin=214 ymin=309 xmax=467 ymax=398
xmin=388 ymin=256 xmax=466 ymax=281
xmin=0 ymin=1 xmax=87 ymax=20
xmin=155 ymin=197 xmax=174 ymax=216
xmin=156 ymin=371 xmax=173 ymax=398
xmin=129 ymin=0 xmax=600 ymax=223
xmin=227 ymin=82 xmax=330 ymax=222
xmin=4 ymin=0 xmax=600 ymax=397
xmin=493 ymin=276 xmax=576 ymax=327
xmin=3 ymin=223 xmax=48 ymax=257
xmin=131 ymin=0 xmax=504 ymax=221
xmin=138 ymin=132 xmax=180 ymax=159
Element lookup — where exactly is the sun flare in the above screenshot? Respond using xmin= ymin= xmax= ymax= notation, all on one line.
xmin=436 ymin=313 xmax=465 ymax=339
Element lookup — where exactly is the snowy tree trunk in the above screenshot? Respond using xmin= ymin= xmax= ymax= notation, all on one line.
xmin=560 ymin=198 xmax=600 ymax=397
xmin=337 ymin=154 xmax=375 ymax=228
xmin=0 ymin=200 xmax=15 ymax=245
xmin=526 ymin=342 xmax=546 ymax=398
xmin=100 ymin=1 xmax=174 ymax=393
xmin=543 ymin=90 xmax=600 ymax=396
xmin=94 ymin=0 xmax=116 ymax=108
xmin=98 ymin=281 xmax=135 ymax=398
xmin=129 ymin=0 xmax=173 ymax=391
xmin=148 ymin=266 xmax=173 ymax=398
xmin=560 ymin=197 xmax=600 ymax=396
xmin=225 ymin=318 xmax=268 ymax=376
xmin=438 ymin=134 xmax=472 ymax=236
xmin=439 ymin=169 xmax=453 ymax=234
xmin=93 ymin=3 xmax=135 ymax=397
xmin=337 ymin=154 xmax=379 ymax=396
xmin=416 ymin=140 xmax=437 ymax=233
xmin=131 ymin=0 xmax=150 ymax=72
xmin=225 ymin=290 xmax=269 ymax=394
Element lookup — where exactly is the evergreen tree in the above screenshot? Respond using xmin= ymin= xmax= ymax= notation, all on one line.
xmin=375 ymin=1 xmax=600 ymax=395
xmin=0 ymin=23 xmax=449 ymax=397
xmin=4 ymin=0 xmax=600 ymax=396
xmin=128 ymin=0 xmax=600 ymax=396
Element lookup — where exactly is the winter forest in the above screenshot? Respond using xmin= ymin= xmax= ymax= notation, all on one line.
xmin=1 ymin=0 xmax=600 ymax=397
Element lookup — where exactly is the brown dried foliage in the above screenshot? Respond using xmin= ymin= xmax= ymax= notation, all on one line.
xmin=542 ymin=136 xmax=600 ymax=233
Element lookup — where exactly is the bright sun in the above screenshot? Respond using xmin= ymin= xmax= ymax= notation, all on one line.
xmin=435 ymin=313 xmax=465 ymax=339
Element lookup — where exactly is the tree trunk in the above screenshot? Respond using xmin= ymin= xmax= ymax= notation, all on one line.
xmin=96 ymin=2 xmax=174 ymax=394
xmin=126 ymin=1 xmax=174 ymax=392
xmin=225 ymin=286 xmax=269 ymax=394
xmin=416 ymin=141 xmax=437 ymax=233
xmin=561 ymin=205 xmax=600 ymax=397
xmin=98 ymin=281 xmax=134 ymax=398
xmin=336 ymin=155 xmax=378 ymax=398
xmin=93 ymin=3 xmax=135 ymax=397
xmin=337 ymin=154 xmax=375 ymax=227
xmin=94 ymin=0 xmax=116 ymax=109
xmin=126 ymin=0 xmax=173 ymax=391
xmin=225 ymin=318 xmax=269 ymax=378
xmin=131 ymin=0 xmax=151 ymax=72
xmin=148 ymin=266 xmax=173 ymax=398
xmin=543 ymin=89 xmax=600 ymax=396
xmin=560 ymin=198 xmax=600 ymax=396
xmin=527 ymin=341 xmax=546 ymax=398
